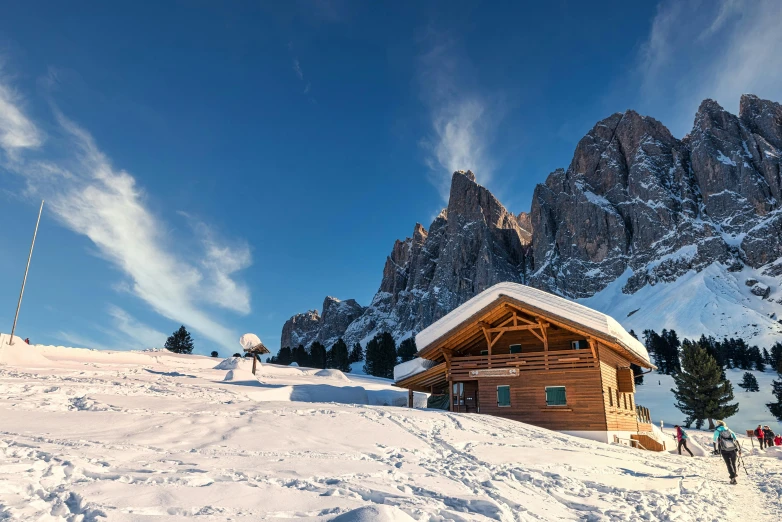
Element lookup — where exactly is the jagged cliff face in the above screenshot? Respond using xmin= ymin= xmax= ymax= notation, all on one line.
xmin=339 ymin=170 xmax=530 ymax=346
xmin=280 ymin=170 xmax=530 ymax=348
xmin=531 ymin=94 xmax=782 ymax=297
xmin=280 ymin=297 xmax=364 ymax=349
xmin=281 ymin=95 xmax=782 ymax=350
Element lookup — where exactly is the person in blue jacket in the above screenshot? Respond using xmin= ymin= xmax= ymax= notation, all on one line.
xmin=713 ymin=420 xmax=741 ymax=484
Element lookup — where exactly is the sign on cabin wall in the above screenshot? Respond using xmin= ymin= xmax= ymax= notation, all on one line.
xmin=469 ymin=368 xmax=519 ymax=378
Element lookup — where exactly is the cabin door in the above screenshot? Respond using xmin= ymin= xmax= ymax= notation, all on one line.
xmin=452 ymin=381 xmax=479 ymax=413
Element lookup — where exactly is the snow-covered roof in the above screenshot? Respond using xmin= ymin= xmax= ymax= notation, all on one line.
xmin=415 ymin=282 xmax=652 ymax=366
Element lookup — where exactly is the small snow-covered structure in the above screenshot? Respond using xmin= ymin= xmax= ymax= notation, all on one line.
xmin=239 ymin=333 xmax=270 ymax=375
xmin=395 ymin=282 xmax=662 ymax=448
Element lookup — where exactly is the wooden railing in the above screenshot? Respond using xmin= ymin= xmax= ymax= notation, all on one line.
xmin=450 ymin=349 xmax=597 ymax=379
xmin=636 ymin=404 xmax=652 ymax=424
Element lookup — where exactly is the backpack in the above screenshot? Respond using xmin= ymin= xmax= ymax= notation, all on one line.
xmin=719 ymin=428 xmax=737 ymax=452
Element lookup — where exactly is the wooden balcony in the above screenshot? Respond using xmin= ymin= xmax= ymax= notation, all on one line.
xmin=449 ymin=349 xmax=597 ymax=380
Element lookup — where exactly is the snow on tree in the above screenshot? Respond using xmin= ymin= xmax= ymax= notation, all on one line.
xmin=165 ymin=326 xmax=194 ymax=354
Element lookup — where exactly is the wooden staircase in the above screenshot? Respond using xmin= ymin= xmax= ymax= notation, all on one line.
xmin=631 ymin=433 xmax=667 ymax=452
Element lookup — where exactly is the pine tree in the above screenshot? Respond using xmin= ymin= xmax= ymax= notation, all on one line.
xmin=749 ymin=345 xmax=765 ymax=371
xmin=329 ymin=338 xmax=351 ymax=372
xmin=768 ymin=359 xmax=782 ymax=421
xmin=310 ymin=342 xmax=327 ymax=369
xmin=349 ymin=342 xmax=364 ymax=363
xmin=737 ymin=372 xmax=760 ymax=392
xmin=770 ymin=342 xmax=782 ymax=371
xmin=232 ymin=352 xmax=241 ymax=357
xmin=292 ymin=344 xmax=309 ymax=367
xmin=661 ymin=329 xmax=681 ymax=374
xmin=364 ymin=332 xmax=397 ymax=378
xmin=397 ymin=337 xmax=418 ymax=363
xmin=165 ymin=325 xmax=194 ymax=354
xmin=672 ymin=341 xmax=739 ymax=429
xmin=763 ymin=347 xmax=772 ymax=366
xmin=276 ymin=346 xmax=292 ymax=365
xmin=210 ymin=351 xmax=219 ymax=358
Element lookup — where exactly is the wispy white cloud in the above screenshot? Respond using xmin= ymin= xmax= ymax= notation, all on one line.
xmin=417 ymin=32 xmax=501 ymax=200
xmin=293 ymin=59 xmax=304 ymax=80
xmin=0 ymin=71 xmax=252 ymax=352
xmin=0 ymin=64 xmax=42 ymax=157
xmin=107 ymin=305 xmax=167 ymax=349
xmin=637 ymin=0 xmax=782 ymax=136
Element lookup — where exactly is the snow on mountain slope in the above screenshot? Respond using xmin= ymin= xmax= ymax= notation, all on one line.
xmin=1 ymin=338 xmax=782 ymax=520
xmin=579 ymin=262 xmax=782 ymax=349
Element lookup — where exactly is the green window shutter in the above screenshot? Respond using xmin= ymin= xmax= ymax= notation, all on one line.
xmin=509 ymin=344 xmax=521 ymax=354
xmin=546 ymin=386 xmax=567 ymax=406
xmin=497 ymin=385 xmax=511 ymax=407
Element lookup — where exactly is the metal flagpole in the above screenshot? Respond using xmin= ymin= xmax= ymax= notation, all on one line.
xmin=9 ymin=200 xmax=44 ymax=345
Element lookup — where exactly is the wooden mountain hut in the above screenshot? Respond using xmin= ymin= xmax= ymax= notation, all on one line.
xmin=394 ymin=282 xmax=662 ymax=446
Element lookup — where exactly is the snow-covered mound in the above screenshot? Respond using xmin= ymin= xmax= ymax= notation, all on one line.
xmin=213 ymin=356 xmax=242 ymax=370
xmin=331 ymin=505 xmax=415 ymax=522
xmin=1 ymin=338 xmax=781 ymax=520
xmin=0 ymin=334 xmax=51 ymax=367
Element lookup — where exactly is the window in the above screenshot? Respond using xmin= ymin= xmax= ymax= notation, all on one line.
xmin=545 ymin=386 xmax=567 ymax=406
xmin=497 ymin=385 xmax=511 ymax=407
xmin=629 ymin=395 xmax=633 ymax=410
xmin=480 ymin=350 xmax=489 ymax=356
xmin=571 ymin=339 xmax=588 ymax=350
xmin=616 ymin=389 xmax=620 ymax=407
xmin=509 ymin=344 xmax=521 ymax=354
xmin=623 ymin=394 xmax=628 ymax=410
xmin=608 ymin=387 xmax=613 ymax=407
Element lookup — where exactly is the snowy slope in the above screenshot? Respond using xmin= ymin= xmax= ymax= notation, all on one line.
xmin=580 ymin=262 xmax=782 ymax=349
xmin=1 ymin=337 xmax=782 ymax=520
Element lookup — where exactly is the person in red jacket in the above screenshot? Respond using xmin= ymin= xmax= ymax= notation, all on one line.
xmin=674 ymin=425 xmax=694 ymax=456
xmin=24 ymin=338 xmax=30 ymax=345
xmin=775 ymin=434 xmax=782 ymax=447
xmin=755 ymin=425 xmax=765 ymax=449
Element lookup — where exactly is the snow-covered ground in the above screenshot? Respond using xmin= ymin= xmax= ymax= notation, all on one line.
xmin=2 ymin=336 xmax=782 ymax=521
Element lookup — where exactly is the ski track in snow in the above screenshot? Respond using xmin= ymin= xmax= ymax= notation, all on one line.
xmin=1 ymin=344 xmax=781 ymax=520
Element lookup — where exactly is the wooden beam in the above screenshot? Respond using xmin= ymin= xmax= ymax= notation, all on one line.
xmin=486 ymin=323 xmax=550 ymax=333
xmin=588 ymin=338 xmax=597 ymax=360
xmin=538 ymin=319 xmax=548 ymax=350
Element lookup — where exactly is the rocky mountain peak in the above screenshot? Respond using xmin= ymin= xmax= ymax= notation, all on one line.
xmin=281 ymin=94 xmax=782 ymax=352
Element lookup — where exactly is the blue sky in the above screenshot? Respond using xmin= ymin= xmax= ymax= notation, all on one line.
xmin=1 ymin=0 xmax=781 ymax=356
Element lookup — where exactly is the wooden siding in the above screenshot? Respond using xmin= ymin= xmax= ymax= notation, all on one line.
xmin=475 ymin=369 xmax=608 ymax=431
xmin=598 ymin=344 xmax=639 ymax=432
